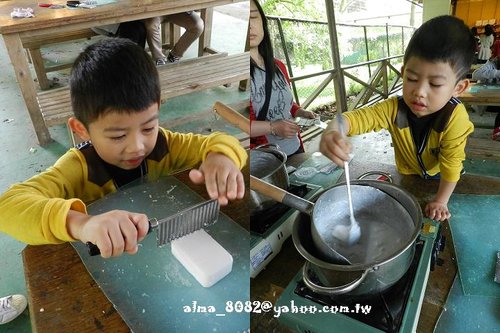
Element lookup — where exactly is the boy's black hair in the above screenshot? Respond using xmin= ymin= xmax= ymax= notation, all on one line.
xmin=250 ymin=0 xmax=280 ymax=120
xmin=403 ymin=15 xmax=475 ymax=80
xmin=70 ymin=38 xmax=161 ymax=126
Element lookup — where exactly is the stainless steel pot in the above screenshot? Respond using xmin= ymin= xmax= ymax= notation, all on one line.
xmin=250 ymin=144 xmax=289 ymax=211
xmin=311 ymin=172 xmax=416 ymax=264
xmin=292 ymin=178 xmax=423 ymax=296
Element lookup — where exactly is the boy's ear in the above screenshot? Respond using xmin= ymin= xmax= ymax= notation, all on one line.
xmin=453 ymin=78 xmax=470 ymax=97
xmin=68 ymin=117 xmax=91 ymax=141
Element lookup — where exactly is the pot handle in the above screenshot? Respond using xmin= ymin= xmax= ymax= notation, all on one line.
xmin=301 ymin=261 xmax=369 ymax=295
xmin=253 ymin=144 xmax=288 ymax=164
xmin=357 ymin=171 xmax=393 ymax=183
xmin=250 ymin=175 xmax=313 ymax=214
xmin=254 ymin=143 xmax=283 ymax=152
xmin=213 ymin=101 xmax=250 ymax=134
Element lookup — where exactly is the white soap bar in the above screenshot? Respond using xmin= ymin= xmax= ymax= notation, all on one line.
xmin=171 ymin=229 xmax=233 ymax=288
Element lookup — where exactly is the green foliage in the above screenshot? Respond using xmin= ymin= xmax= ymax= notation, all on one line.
xmin=262 ymin=0 xmax=365 ymax=18
xmin=260 ymin=0 xmax=413 ymax=108
xmin=341 ymin=33 xmax=404 ymax=65
xmin=262 ymin=0 xmax=318 ymax=19
xmin=347 ymin=81 xmax=363 ymax=95
xmin=271 ymin=20 xmax=331 ymax=70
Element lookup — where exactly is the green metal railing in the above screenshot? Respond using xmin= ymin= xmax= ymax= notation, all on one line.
xmin=266 ymin=15 xmax=415 ymax=110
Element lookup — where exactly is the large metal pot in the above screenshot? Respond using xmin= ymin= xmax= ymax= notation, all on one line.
xmin=250 ymin=144 xmax=289 ymax=211
xmin=292 ymin=179 xmax=423 ymax=296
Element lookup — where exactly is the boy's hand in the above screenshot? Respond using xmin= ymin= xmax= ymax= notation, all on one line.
xmin=426 ymin=179 xmax=455 ymax=221
xmin=425 ymin=201 xmax=451 ymax=221
xmin=188 ymin=152 xmax=245 ymax=206
xmin=69 ymin=210 xmax=149 ymax=258
xmin=319 ymin=130 xmax=352 ymax=167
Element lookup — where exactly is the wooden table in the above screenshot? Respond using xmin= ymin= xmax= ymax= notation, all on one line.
xmin=0 ymin=0 xmax=246 ymax=145
xmin=250 ymin=153 xmax=500 ymax=333
xmin=22 ymin=164 xmax=250 ymax=332
xmin=458 ymin=83 xmax=500 ymax=106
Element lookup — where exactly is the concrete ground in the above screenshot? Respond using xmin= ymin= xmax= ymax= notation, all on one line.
xmin=0 ymin=3 xmax=248 ymax=332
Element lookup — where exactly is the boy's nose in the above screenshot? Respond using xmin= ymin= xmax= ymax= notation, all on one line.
xmin=413 ymin=83 xmax=426 ymax=98
xmin=126 ymin=135 xmax=145 ymax=154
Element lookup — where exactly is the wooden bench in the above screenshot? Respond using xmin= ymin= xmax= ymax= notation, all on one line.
xmin=466 ymin=137 xmax=500 ymax=161
xmin=22 ymin=13 xmax=207 ymax=91
xmin=37 ymin=52 xmax=249 ymax=128
xmin=22 ymin=29 xmax=98 ymax=90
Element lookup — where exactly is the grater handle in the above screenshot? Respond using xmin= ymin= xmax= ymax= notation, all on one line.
xmin=86 ymin=242 xmax=101 ymax=256
xmin=86 ymin=220 xmax=155 ymax=256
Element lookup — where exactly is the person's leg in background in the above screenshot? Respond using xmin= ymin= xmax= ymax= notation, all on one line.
xmin=143 ymin=16 xmax=167 ymax=65
xmin=165 ymin=11 xmax=204 ymax=63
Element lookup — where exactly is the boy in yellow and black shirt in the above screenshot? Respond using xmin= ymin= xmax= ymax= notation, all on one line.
xmin=0 ymin=38 xmax=247 ymax=258
xmin=320 ymin=16 xmax=475 ymax=222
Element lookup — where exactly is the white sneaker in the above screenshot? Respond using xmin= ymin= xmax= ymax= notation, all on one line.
xmin=155 ymin=52 xmax=181 ymax=66
xmin=0 ymin=294 xmax=27 ymax=325
xmin=155 ymin=57 xmax=168 ymax=66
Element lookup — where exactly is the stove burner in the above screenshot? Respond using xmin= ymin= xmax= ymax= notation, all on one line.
xmin=250 ymin=184 xmax=309 ymax=235
xmin=294 ymin=241 xmax=424 ymax=333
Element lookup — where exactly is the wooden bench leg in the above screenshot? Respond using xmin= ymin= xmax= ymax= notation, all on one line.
xmin=29 ymin=48 xmax=51 ymax=90
xmin=239 ymin=80 xmax=249 ymax=91
xmin=171 ymin=23 xmax=180 ymax=50
xmin=25 ymin=49 xmax=32 ymax=64
xmin=160 ymin=22 xmax=181 ymax=52
xmin=198 ymin=8 xmax=214 ymax=56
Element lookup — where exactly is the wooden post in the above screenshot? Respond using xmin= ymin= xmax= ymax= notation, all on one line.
xmin=3 ymin=33 xmax=51 ymax=145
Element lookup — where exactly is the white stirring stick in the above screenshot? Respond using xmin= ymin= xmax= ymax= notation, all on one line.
xmin=333 ymin=113 xmax=360 ymax=245
xmin=344 ymin=160 xmax=354 ymax=219
xmin=343 ymin=158 xmax=360 ymax=244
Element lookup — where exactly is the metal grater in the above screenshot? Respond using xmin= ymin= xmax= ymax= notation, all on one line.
xmin=87 ymin=199 xmax=220 ymax=256
xmin=154 ymin=199 xmax=220 ymax=245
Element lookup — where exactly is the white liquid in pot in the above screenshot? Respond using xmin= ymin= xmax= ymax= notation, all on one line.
xmin=328 ymin=212 xmax=412 ymax=264
xmin=313 ymin=185 xmax=416 ymax=265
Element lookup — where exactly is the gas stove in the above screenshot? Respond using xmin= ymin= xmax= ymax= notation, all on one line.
xmin=276 ymin=219 xmax=443 ymax=332
xmin=250 ymin=182 xmax=323 ymax=278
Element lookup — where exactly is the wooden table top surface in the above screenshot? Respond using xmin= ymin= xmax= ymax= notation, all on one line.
xmin=22 ymin=164 xmax=250 ymax=332
xmin=0 ymin=0 xmax=244 ymax=35
xmin=459 ymin=83 xmax=500 ymax=105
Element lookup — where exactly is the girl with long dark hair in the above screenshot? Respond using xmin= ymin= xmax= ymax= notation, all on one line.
xmin=249 ymin=0 xmax=316 ymax=156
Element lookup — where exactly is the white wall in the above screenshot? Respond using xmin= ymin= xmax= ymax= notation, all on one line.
xmin=423 ymin=0 xmax=451 ymax=22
